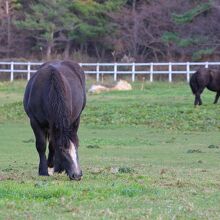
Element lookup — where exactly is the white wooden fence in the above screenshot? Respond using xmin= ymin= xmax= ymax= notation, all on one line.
xmin=0 ymin=61 xmax=220 ymax=82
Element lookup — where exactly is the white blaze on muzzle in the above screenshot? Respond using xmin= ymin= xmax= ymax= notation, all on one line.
xmin=69 ymin=141 xmax=81 ymax=173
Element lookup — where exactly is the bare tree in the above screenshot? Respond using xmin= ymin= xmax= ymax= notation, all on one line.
xmin=109 ymin=0 xmax=174 ymax=61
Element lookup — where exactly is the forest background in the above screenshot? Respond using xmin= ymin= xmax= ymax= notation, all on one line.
xmin=0 ymin=0 xmax=219 ymax=62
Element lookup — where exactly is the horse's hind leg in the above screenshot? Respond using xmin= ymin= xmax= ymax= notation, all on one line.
xmin=195 ymin=93 xmax=202 ymax=105
xmin=214 ymin=92 xmax=220 ymax=104
xmin=30 ymin=119 xmax=48 ymax=176
xmin=195 ymin=86 xmax=205 ymax=105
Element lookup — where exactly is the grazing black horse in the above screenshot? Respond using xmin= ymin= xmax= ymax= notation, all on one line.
xmin=189 ymin=67 xmax=220 ymax=105
xmin=23 ymin=60 xmax=86 ymax=180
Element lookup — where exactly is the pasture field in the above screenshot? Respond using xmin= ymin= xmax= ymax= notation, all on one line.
xmin=0 ymin=80 xmax=220 ymax=219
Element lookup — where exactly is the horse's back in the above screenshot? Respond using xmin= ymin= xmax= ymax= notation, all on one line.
xmin=24 ymin=60 xmax=86 ymax=125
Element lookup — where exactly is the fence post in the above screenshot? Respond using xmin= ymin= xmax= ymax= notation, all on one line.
xmin=186 ymin=62 xmax=190 ymax=82
xmin=205 ymin=61 xmax=209 ymax=68
xmin=10 ymin=61 xmax=14 ymax=82
xmin=27 ymin=62 xmax=31 ymax=81
xmin=168 ymin=62 xmax=172 ymax=82
xmin=96 ymin=63 xmax=100 ymax=82
xmin=114 ymin=63 xmax=117 ymax=81
xmin=132 ymin=63 xmax=135 ymax=82
xmin=150 ymin=63 xmax=153 ymax=82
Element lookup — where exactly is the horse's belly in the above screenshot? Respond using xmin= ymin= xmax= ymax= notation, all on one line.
xmin=207 ymin=84 xmax=219 ymax=92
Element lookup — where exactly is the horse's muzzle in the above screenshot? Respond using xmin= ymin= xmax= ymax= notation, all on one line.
xmin=69 ymin=171 xmax=83 ymax=181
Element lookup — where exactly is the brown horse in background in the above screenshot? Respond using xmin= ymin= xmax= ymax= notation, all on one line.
xmin=189 ymin=68 xmax=220 ymax=105
xmin=23 ymin=60 xmax=86 ymax=180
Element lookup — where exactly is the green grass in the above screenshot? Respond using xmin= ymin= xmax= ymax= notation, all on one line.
xmin=0 ymin=81 xmax=220 ymax=219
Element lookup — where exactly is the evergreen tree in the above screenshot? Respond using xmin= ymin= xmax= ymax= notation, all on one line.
xmin=15 ymin=0 xmax=124 ymax=60
xmin=162 ymin=1 xmax=215 ymax=60
xmin=67 ymin=0 xmax=125 ymax=60
xmin=0 ymin=0 xmax=21 ymax=57
xmin=15 ymin=0 xmax=79 ymax=59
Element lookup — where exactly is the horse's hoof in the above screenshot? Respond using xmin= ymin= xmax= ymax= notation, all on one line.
xmin=48 ymin=167 xmax=54 ymax=176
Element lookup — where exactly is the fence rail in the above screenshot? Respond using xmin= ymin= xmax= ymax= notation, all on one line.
xmin=0 ymin=61 xmax=220 ymax=82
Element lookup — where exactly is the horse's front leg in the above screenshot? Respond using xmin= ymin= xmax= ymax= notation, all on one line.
xmin=47 ymin=141 xmax=55 ymax=175
xmin=198 ymin=96 xmax=202 ymax=105
xmin=194 ymin=96 xmax=198 ymax=106
xmin=214 ymin=92 xmax=220 ymax=104
xmin=30 ymin=119 xmax=48 ymax=176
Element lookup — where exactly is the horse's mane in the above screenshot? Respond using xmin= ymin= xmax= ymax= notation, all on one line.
xmin=48 ymin=65 xmax=70 ymax=147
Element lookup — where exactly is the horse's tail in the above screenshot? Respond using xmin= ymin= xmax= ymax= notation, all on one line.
xmin=48 ymin=66 xmax=70 ymax=137
xmin=189 ymin=70 xmax=199 ymax=94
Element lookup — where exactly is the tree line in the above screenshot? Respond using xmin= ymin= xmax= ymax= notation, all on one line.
xmin=0 ymin=0 xmax=219 ymax=62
